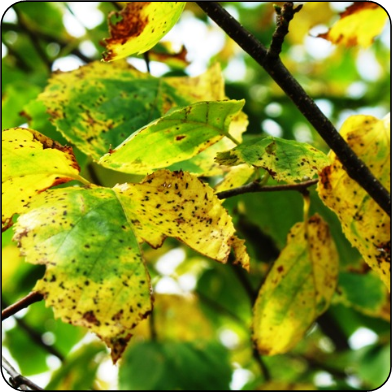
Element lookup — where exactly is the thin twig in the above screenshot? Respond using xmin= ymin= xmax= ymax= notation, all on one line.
xmin=196 ymin=1 xmax=390 ymax=217
xmin=143 ymin=51 xmax=151 ymax=74
xmin=13 ymin=8 xmax=52 ymax=71
xmin=2 ymin=356 xmax=43 ymax=390
xmin=268 ymin=2 xmax=303 ymax=59
xmin=216 ymin=178 xmax=318 ymax=199
xmin=2 ymin=292 xmax=44 ymax=321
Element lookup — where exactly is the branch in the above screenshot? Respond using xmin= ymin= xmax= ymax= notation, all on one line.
xmin=196 ymin=1 xmax=390 ymax=217
xmin=268 ymin=2 xmax=303 ymax=59
xmin=2 ymin=356 xmax=43 ymax=390
xmin=216 ymin=178 xmax=318 ymax=200
xmin=2 ymin=292 xmax=44 ymax=321
xmin=13 ymin=8 xmax=52 ymax=71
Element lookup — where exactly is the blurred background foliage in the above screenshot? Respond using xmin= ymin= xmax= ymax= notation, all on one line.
xmin=2 ymin=2 xmax=390 ymax=390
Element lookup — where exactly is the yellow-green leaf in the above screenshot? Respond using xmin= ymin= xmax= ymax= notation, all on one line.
xmin=215 ymin=164 xmax=256 ymax=193
xmin=317 ymin=114 xmax=390 ymax=289
xmin=99 ymin=100 xmax=244 ymax=174
xmin=317 ymin=3 xmax=388 ymax=48
xmin=252 ymin=214 xmax=338 ymax=355
xmin=38 ymin=61 xmax=236 ymax=165
xmin=102 ymin=2 xmax=186 ymax=62
xmin=2 ymin=128 xmax=82 ymax=231
xmin=14 ymin=169 xmax=249 ymax=362
xmin=169 ymin=110 xmax=249 ymax=176
xmin=216 ymin=136 xmax=330 ymax=184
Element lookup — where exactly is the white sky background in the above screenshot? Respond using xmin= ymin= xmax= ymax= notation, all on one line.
xmin=1 ymin=1 xmax=391 ymax=391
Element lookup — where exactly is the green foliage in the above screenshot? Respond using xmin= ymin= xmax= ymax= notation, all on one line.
xmin=1 ymin=2 xmax=390 ymax=391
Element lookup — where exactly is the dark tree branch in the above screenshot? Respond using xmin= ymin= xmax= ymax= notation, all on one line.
xmin=196 ymin=1 xmax=390 ymax=217
xmin=268 ymin=2 xmax=303 ymax=59
xmin=2 ymin=292 xmax=44 ymax=321
xmin=216 ymin=178 xmax=318 ymax=200
xmin=143 ymin=51 xmax=151 ymax=73
xmin=2 ymin=356 xmax=43 ymax=390
xmin=13 ymin=8 xmax=52 ymax=71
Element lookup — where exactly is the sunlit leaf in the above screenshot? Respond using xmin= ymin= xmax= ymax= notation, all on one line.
xmin=99 ymin=100 xmax=244 ymax=174
xmin=169 ymin=110 xmax=249 ymax=176
xmin=317 ymin=3 xmax=388 ymax=48
xmin=38 ymin=61 xmax=234 ymax=162
xmin=102 ymin=2 xmax=186 ymax=61
xmin=317 ymin=114 xmax=390 ymax=289
xmin=119 ymin=341 xmax=231 ymax=390
xmin=14 ymin=170 xmax=248 ymax=362
xmin=216 ymin=136 xmax=330 ymax=184
xmin=215 ymin=164 xmax=256 ymax=193
xmin=252 ymin=214 xmax=338 ymax=355
xmin=2 ymin=128 xmax=82 ymax=231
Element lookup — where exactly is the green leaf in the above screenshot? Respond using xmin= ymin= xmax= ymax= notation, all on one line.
xmin=253 ymin=214 xmax=339 ymax=355
xmin=216 ymin=136 xmax=330 ymax=183
xmin=99 ymin=100 xmax=245 ymax=174
xmin=1 ymin=128 xmax=83 ymax=231
xmin=38 ymin=61 xmax=237 ymax=163
xmin=13 ymin=170 xmax=249 ymax=362
xmin=2 ymin=82 xmax=41 ymax=130
xmin=317 ymin=114 xmax=390 ymax=289
xmin=335 ymin=270 xmax=389 ymax=320
xmin=102 ymin=2 xmax=186 ymax=61
xmin=119 ymin=341 xmax=232 ymax=390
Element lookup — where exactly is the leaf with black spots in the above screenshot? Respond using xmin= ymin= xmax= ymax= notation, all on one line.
xmin=216 ymin=136 xmax=330 ymax=184
xmin=14 ymin=170 xmax=249 ymax=362
xmin=318 ymin=114 xmax=390 ymax=289
xmin=102 ymin=2 xmax=186 ymax=62
xmin=252 ymin=214 xmax=338 ymax=355
xmin=2 ymin=127 xmax=84 ymax=231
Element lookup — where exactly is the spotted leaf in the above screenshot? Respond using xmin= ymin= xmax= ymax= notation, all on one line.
xmin=317 ymin=3 xmax=388 ymax=48
xmin=13 ymin=169 xmax=249 ymax=362
xmin=216 ymin=136 xmax=330 ymax=184
xmin=2 ymin=127 xmax=82 ymax=231
xmin=102 ymin=2 xmax=186 ymax=62
xmin=38 ymin=61 xmax=240 ymax=165
xmin=99 ymin=100 xmax=245 ymax=174
xmin=317 ymin=114 xmax=390 ymax=289
xmin=252 ymin=214 xmax=338 ymax=355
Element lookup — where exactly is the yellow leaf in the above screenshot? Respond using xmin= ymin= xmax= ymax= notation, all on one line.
xmin=317 ymin=3 xmax=388 ymax=48
xmin=215 ymin=164 xmax=256 ymax=193
xmin=317 ymin=114 xmax=390 ymax=289
xmin=2 ymin=128 xmax=82 ymax=231
xmin=13 ymin=169 xmax=249 ymax=361
xmin=113 ymin=170 xmax=249 ymax=270
xmin=102 ymin=2 xmax=186 ymax=61
xmin=252 ymin=214 xmax=338 ymax=355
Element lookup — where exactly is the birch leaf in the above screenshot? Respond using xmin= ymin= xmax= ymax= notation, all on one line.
xmin=317 ymin=3 xmax=388 ymax=48
xmin=102 ymin=2 xmax=186 ymax=62
xmin=252 ymin=214 xmax=338 ymax=355
xmin=99 ymin=100 xmax=244 ymax=174
xmin=216 ymin=136 xmax=330 ymax=183
xmin=2 ymin=127 xmax=81 ymax=231
xmin=38 ymin=62 xmax=230 ymax=162
xmin=215 ymin=164 xmax=256 ymax=193
xmin=317 ymin=114 xmax=390 ymax=289
xmin=13 ymin=170 xmax=248 ymax=362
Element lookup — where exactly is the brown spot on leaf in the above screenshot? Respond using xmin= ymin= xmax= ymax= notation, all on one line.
xmin=103 ymin=2 xmax=151 ymax=61
xmin=175 ymin=135 xmax=186 ymax=141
